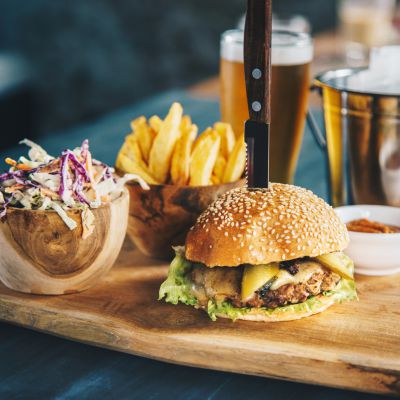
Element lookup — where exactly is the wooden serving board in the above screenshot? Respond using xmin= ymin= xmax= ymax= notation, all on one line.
xmin=0 ymin=239 xmax=399 ymax=396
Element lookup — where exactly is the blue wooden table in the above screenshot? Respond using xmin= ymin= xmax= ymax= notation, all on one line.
xmin=0 ymin=91 xmax=390 ymax=400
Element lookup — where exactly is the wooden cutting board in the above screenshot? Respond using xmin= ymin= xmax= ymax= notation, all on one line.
xmin=0 ymin=239 xmax=399 ymax=396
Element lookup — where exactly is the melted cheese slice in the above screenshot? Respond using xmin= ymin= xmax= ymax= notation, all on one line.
xmin=270 ymin=261 xmax=323 ymax=290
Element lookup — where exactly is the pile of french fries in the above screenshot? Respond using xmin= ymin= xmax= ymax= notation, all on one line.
xmin=115 ymin=102 xmax=246 ymax=186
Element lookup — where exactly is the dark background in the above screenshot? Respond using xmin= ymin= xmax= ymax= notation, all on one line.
xmin=0 ymin=0 xmax=337 ymax=148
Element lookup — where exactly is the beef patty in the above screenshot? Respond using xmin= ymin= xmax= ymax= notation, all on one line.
xmin=190 ymin=260 xmax=340 ymax=309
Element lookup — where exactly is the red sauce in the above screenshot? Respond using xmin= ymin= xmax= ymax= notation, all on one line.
xmin=347 ymin=218 xmax=400 ymax=234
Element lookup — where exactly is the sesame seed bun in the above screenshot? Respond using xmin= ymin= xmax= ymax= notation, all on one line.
xmin=185 ymin=184 xmax=349 ymax=267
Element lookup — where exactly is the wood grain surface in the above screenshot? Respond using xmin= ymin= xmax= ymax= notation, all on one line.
xmin=0 ymin=239 xmax=399 ymax=396
xmin=0 ymin=191 xmax=129 ymax=295
xmin=126 ymin=180 xmax=245 ymax=260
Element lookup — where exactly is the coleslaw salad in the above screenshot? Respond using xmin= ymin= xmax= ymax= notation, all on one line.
xmin=0 ymin=139 xmax=149 ymax=238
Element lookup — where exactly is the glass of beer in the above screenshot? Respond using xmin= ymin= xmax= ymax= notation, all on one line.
xmin=220 ymin=29 xmax=313 ymax=184
xmin=339 ymin=0 xmax=396 ymax=65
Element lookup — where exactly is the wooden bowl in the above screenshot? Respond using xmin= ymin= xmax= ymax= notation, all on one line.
xmin=0 ymin=190 xmax=129 ymax=295
xmin=126 ymin=179 xmax=245 ymax=260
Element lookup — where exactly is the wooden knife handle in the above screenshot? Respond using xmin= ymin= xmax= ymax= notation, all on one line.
xmin=244 ymin=0 xmax=272 ymax=124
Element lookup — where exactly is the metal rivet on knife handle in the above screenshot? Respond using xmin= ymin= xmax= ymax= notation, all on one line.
xmin=252 ymin=102 xmax=262 ymax=112
xmin=252 ymin=68 xmax=262 ymax=79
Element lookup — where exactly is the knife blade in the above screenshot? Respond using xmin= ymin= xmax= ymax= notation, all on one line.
xmin=244 ymin=0 xmax=272 ymax=188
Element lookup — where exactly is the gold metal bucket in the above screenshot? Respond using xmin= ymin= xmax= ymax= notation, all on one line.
xmin=309 ymin=68 xmax=400 ymax=207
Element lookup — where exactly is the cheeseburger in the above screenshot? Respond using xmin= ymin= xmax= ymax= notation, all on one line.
xmin=159 ymin=184 xmax=357 ymax=321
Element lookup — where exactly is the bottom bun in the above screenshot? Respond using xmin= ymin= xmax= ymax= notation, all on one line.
xmin=210 ymin=295 xmax=335 ymax=322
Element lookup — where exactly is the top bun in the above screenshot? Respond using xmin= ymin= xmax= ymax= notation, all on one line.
xmin=185 ymin=184 xmax=349 ymax=267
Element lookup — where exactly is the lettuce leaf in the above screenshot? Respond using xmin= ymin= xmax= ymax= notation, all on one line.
xmin=158 ymin=250 xmax=197 ymax=306
xmin=324 ymin=277 xmax=358 ymax=303
xmin=159 ymin=250 xmax=357 ymax=321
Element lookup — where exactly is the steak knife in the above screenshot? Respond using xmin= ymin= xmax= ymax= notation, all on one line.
xmin=244 ymin=0 xmax=272 ymax=188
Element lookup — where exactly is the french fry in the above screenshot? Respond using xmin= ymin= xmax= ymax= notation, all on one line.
xmin=223 ymin=137 xmax=246 ymax=183
xmin=189 ymin=131 xmax=220 ymax=186
xmin=180 ymin=115 xmax=192 ymax=132
xmin=147 ymin=116 xmax=161 ymax=146
xmin=171 ymin=123 xmax=198 ymax=185
xmin=213 ymin=155 xmax=227 ymax=182
xmin=149 ymin=115 xmax=162 ymax=133
xmin=211 ymin=174 xmax=220 ymax=185
xmin=115 ymin=153 xmax=160 ymax=185
xmin=117 ymin=103 xmax=244 ymax=187
xmin=121 ymin=135 xmax=144 ymax=164
xmin=117 ymin=136 xmax=160 ymax=183
xmin=149 ymin=102 xmax=183 ymax=183
xmin=130 ymin=117 xmax=153 ymax=164
xmin=130 ymin=116 xmax=145 ymax=132
xmin=191 ymin=127 xmax=214 ymax=153
xmin=214 ymin=122 xmax=236 ymax=159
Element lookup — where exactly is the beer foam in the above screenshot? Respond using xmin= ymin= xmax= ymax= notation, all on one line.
xmin=221 ymin=30 xmax=313 ymax=66
xmin=271 ymin=45 xmax=313 ymax=66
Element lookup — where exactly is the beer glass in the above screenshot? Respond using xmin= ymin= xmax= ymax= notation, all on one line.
xmin=339 ymin=0 xmax=396 ymax=65
xmin=238 ymin=13 xmax=311 ymax=33
xmin=220 ymin=29 xmax=313 ymax=184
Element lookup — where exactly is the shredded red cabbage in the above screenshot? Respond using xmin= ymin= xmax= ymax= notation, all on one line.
xmin=1 ymin=170 xmax=24 ymax=182
xmin=0 ymin=170 xmax=37 ymax=187
xmin=0 ymin=194 xmax=13 ymax=221
xmin=1 ymin=139 xmax=119 ymax=223
xmin=66 ymin=151 xmax=90 ymax=182
xmin=92 ymin=159 xmax=114 ymax=181
xmin=72 ymin=173 xmax=90 ymax=205
xmin=58 ymin=152 xmax=70 ymax=200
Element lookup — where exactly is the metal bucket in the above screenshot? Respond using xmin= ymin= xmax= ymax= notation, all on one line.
xmin=309 ymin=68 xmax=400 ymax=207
